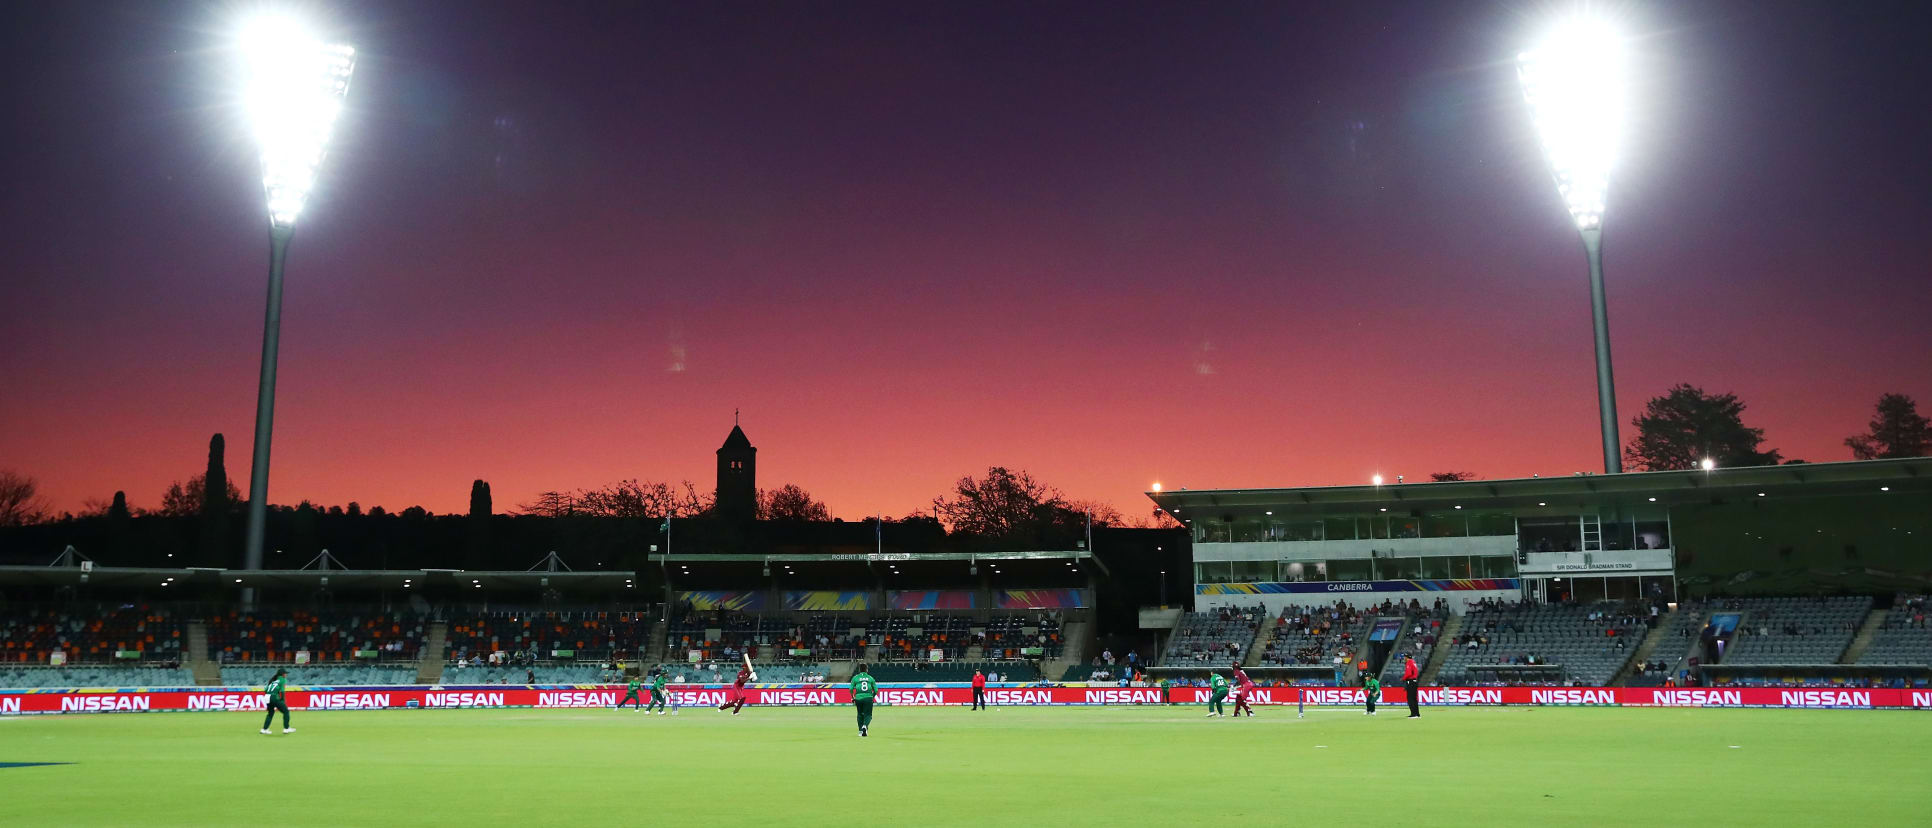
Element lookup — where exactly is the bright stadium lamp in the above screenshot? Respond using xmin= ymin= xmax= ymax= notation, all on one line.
xmin=1519 ymin=14 xmax=1628 ymax=474
xmin=235 ymin=14 xmax=358 ymax=600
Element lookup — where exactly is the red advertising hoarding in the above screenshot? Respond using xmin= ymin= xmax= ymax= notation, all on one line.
xmin=2 ymin=684 xmax=1926 ymax=715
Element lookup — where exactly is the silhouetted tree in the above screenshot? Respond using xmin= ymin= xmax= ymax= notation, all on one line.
xmin=469 ymin=479 xmax=493 ymax=518
xmin=202 ymin=434 xmax=230 ymax=515
xmin=108 ymin=491 xmax=131 ymax=521
xmin=1429 ymin=471 xmax=1476 ymax=482
xmin=1624 ymin=384 xmax=1782 ymax=471
xmin=567 ymin=480 xmax=711 ymax=518
xmin=519 ymin=491 xmax=577 ymax=518
xmin=0 ymin=470 xmax=48 ymax=526
xmin=159 ymin=473 xmax=242 ymax=517
xmin=466 ymin=479 xmax=494 ymax=568
xmin=1065 ymin=499 xmax=1125 ymax=528
xmin=757 ymin=484 xmax=831 ymax=521
xmin=346 ymin=501 xmax=362 ymax=516
xmin=933 ymin=467 xmax=1063 ymax=537
xmin=199 ymin=434 xmax=232 ymax=565
xmin=1845 ymin=393 xmax=1932 ymax=460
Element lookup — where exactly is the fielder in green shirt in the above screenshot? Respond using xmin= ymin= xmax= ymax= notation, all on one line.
xmin=618 ymin=675 xmax=643 ymax=711
xmin=260 ymin=668 xmax=292 ymax=735
xmin=851 ymin=664 xmax=877 ymax=738
xmin=1362 ymin=674 xmax=1381 ymax=716
xmin=648 ymin=670 xmax=669 ymax=714
xmin=1206 ymin=671 xmax=1229 ymax=717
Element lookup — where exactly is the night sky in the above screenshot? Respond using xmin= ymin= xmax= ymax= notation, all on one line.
xmin=3 ymin=0 xmax=1928 ymax=520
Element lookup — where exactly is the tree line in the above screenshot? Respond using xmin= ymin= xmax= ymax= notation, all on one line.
xmin=2 ymin=388 xmax=1925 ymax=532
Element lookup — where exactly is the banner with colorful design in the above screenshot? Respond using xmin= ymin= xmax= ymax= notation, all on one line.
xmin=997 ymin=589 xmax=1087 ymax=609
xmin=889 ymin=590 xmax=977 ymax=610
xmin=782 ymin=591 xmax=872 ymax=611
xmin=678 ymin=590 xmax=766 ymax=611
xmin=1197 ymin=578 xmax=1520 ymax=595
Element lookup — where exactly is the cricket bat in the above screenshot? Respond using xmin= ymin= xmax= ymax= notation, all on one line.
xmin=744 ymin=652 xmax=757 ymax=682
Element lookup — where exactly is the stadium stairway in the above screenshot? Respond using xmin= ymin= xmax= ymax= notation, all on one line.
xmin=1611 ymin=613 xmax=1676 ymax=686
xmin=1418 ymin=614 xmax=1460 ymax=686
xmin=186 ymin=621 xmax=222 ymax=686
xmin=1840 ymin=609 xmax=1889 ymax=664
xmin=646 ymin=619 xmax=667 ymax=664
xmin=1243 ymin=623 xmax=1276 ymax=669
xmin=415 ymin=621 xmax=448 ymax=684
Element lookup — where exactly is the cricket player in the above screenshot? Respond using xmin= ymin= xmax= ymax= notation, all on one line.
xmin=648 ymin=669 xmax=669 ymax=714
xmin=718 ymin=664 xmax=756 ymax=715
xmin=1230 ymin=663 xmax=1257 ymax=717
xmin=260 ymin=668 xmax=293 ymax=734
xmin=851 ymin=663 xmax=877 ymax=737
xmin=1362 ymin=673 xmax=1381 ymax=716
xmin=618 ymin=674 xmax=644 ymax=711
xmin=1206 ymin=670 xmax=1229 ymax=717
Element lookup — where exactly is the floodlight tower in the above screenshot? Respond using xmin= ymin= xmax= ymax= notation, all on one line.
xmin=1519 ymin=16 xmax=1628 ymax=474
xmin=237 ymin=17 xmax=357 ymax=594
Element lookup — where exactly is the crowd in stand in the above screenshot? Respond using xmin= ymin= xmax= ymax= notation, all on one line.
xmin=207 ymin=609 xmax=424 ymax=663
xmin=0 ymin=605 xmax=183 ymax=663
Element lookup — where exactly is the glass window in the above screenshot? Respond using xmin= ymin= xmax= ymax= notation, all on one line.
xmin=1477 ymin=556 xmax=1518 ymax=578
xmin=1376 ymin=556 xmax=1422 ymax=580
xmin=1470 ymin=513 xmax=1515 ymax=537
xmin=1328 ymin=559 xmax=1371 ymax=582
xmin=1445 ymin=555 xmax=1475 ymax=579
xmin=1280 ymin=561 xmax=1325 ymax=582
xmin=1390 ymin=518 xmax=1420 ymax=539
xmin=1281 ymin=520 xmax=1323 ymax=542
xmin=1323 ymin=518 xmax=1355 ymax=541
xmin=1419 ymin=556 xmax=1454 ymax=579
xmin=1362 ymin=517 xmax=1388 ymax=539
xmin=1519 ymin=517 xmax=1580 ymax=553
xmin=1229 ymin=561 xmax=1273 ymax=583
xmin=1195 ymin=562 xmax=1232 ymax=583
xmin=1421 ymin=513 xmax=1466 ymax=538
xmin=1233 ymin=518 xmax=1268 ymax=543
xmin=1634 ymin=520 xmax=1670 ymax=550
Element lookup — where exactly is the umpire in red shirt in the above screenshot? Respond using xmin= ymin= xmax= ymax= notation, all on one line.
xmin=971 ymin=669 xmax=987 ymax=711
xmin=1402 ymin=653 xmax=1421 ymax=718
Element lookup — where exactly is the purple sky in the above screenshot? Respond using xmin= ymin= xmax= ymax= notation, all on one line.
xmin=2 ymin=0 xmax=1928 ymax=520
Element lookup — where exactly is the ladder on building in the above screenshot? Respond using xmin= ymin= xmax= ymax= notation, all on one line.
xmin=1581 ymin=513 xmax=1603 ymax=552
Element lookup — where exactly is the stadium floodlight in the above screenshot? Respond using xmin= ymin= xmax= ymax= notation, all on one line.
xmin=1700 ymin=457 xmax=1716 ymax=471
xmin=1519 ymin=14 xmax=1628 ymax=475
xmin=243 ymin=16 xmax=356 ymax=228
xmin=1371 ymin=474 xmax=1384 ymax=486
xmin=236 ymin=14 xmax=358 ymax=602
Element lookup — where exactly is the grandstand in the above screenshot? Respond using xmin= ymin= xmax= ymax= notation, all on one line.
xmin=1435 ymin=600 xmax=1645 ymax=686
xmin=0 ymin=605 xmax=183 ymax=664
xmin=1159 ymin=606 xmax=1262 ymax=665
xmin=222 ymin=663 xmax=418 ymax=686
xmin=206 ymin=609 xmax=426 ymax=663
xmin=446 ymin=610 xmax=650 ymax=661
xmin=0 ymin=665 xmax=196 ymax=688
xmin=1714 ymin=596 xmax=1872 ymax=665
xmin=1858 ymin=595 xmax=1932 ymax=665
xmin=1260 ymin=603 xmax=1370 ymax=669
xmin=1378 ymin=607 xmax=1450 ymax=688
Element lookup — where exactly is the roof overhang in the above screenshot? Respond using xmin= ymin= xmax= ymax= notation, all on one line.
xmin=1146 ymin=458 xmax=1930 ymax=521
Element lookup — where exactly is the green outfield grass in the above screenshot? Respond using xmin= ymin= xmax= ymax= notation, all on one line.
xmin=1 ymin=705 xmax=1927 ymax=826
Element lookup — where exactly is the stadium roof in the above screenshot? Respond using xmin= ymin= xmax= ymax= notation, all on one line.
xmin=1145 ymin=457 xmax=1930 ymax=520
xmin=0 ymin=566 xmax=635 ymax=591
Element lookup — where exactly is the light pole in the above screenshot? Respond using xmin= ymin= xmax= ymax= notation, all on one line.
xmin=1519 ymin=16 xmax=1629 ymax=474
xmin=237 ymin=17 xmax=357 ymax=599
